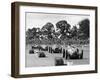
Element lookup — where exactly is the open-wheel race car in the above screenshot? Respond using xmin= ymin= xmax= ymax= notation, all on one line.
xmin=63 ymin=45 xmax=83 ymax=59
xmin=49 ymin=45 xmax=62 ymax=53
xmin=32 ymin=45 xmax=48 ymax=51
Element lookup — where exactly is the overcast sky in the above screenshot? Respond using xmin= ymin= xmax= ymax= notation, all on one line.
xmin=26 ymin=12 xmax=90 ymax=31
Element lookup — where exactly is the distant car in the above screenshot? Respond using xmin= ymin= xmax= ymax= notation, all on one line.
xmin=32 ymin=45 xmax=39 ymax=49
xmin=51 ymin=47 xmax=62 ymax=53
xmin=49 ymin=45 xmax=62 ymax=53
xmin=29 ymin=49 xmax=34 ymax=54
xmin=32 ymin=45 xmax=48 ymax=51
xmin=38 ymin=52 xmax=46 ymax=58
xmin=40 ymin=45 xmax=48 ymax=51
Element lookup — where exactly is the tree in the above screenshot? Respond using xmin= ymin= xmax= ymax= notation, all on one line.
xmin=78 ymin=19 xmax=90 ymax=39
xmin=41 ymin=22 xmax=55 ymax=39
xmin=56 ymin=20 xmax=71 ymax=39
xmin=26 ymin=28 xmax=34 ymax=40
xmin=26 ymin=27 xmax=41 ymax=40
xmin=71 ymin=25 xmax=78 ymax=38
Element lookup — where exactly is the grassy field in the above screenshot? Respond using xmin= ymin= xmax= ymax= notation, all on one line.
xmin=25 ymin=44 xmax=89 ymax=67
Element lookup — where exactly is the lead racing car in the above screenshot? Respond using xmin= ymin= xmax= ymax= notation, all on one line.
xmin=63 ymin=45 xmax=83 ymax=59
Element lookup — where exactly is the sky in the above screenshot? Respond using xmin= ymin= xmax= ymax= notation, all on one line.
xmin=26 ymin=12 xmax=90 ymax=31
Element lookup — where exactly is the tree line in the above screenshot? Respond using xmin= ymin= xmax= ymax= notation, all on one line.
xmin=26 ymin=19 xmax=90 ymax=44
